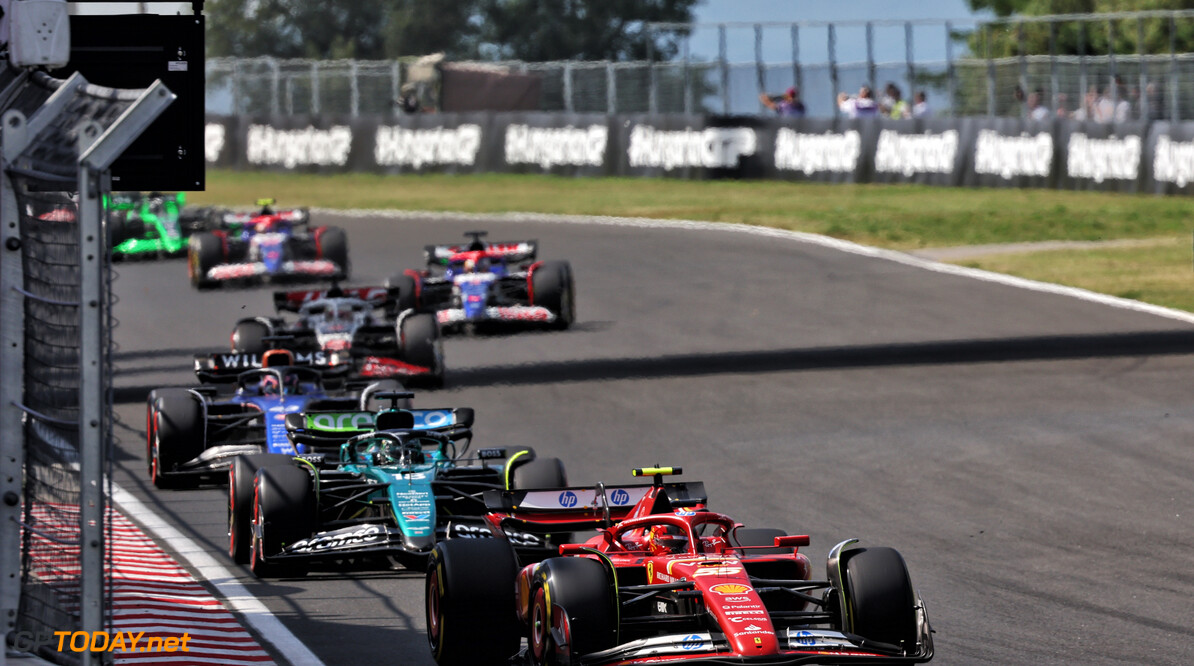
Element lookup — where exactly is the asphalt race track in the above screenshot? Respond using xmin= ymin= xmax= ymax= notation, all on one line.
xmin=109 ymin=212 xmax=1194 ymax=665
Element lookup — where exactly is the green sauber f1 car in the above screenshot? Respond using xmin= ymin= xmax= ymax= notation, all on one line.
xmin=107 ymin=191 xmax=214 ymax=259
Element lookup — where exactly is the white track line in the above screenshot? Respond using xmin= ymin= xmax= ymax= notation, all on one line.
xmin=110 ymin=484 xmax=325 ymax=666
xmin=323 ymin=208 xmax=1194 ymax=326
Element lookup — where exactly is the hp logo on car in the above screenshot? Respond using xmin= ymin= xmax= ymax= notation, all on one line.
xmin=793 ymin=630 xmax=816 ymax=646
xmin=681 ymin=635 xmax=704 ymax=650
xmin=610 ymin=489 xmax=630 ymax=505
xmin=558 ymin=491 xmax=578 ymax=508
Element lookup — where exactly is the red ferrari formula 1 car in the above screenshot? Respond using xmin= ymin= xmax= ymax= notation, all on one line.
xmin=425 ymin=467 xmax=933 ymax=666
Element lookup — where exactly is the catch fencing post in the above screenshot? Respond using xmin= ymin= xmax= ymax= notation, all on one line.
xmin=0 ymin=107 xmax=28 ymax=666
xmin=76 ymin=78 xmax=175 ymax=666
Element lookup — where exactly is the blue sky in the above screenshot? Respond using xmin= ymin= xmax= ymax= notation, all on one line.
xmin=687 ymin=0 xmax=992 ymax=63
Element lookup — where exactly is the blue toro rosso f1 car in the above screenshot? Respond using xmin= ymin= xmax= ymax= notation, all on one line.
xmin=188 ymin=199 xmax=349 ymax=288
xmin=425 ymin=467 xmax=934 ymax=666
xmin=387 ymin=231 xmax=575 ymax=334
xmin=145 ymin=349 xmax=399 ymax=489
xmin=226 ymin=393 xmax=569 ymax=576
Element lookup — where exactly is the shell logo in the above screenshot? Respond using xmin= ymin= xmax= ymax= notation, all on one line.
xmin=710 ymin=583 xmax=752 ymax=595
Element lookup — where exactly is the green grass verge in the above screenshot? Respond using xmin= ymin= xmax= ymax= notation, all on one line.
xmin=192 ymin=170 xmax=1194 ymax=251
xmin=955 ymin=237 xmax=1194 ymax=313
xmin=190 ymin=170 xmax=1194 ymax=312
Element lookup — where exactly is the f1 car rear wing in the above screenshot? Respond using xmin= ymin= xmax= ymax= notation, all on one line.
xmin=272 ymin=285 xmax=396 ymax=313
xmin=285 ymin=407 xmax=474 ymax=454
xmin=483 ymin=481 xmax=707 ymax=533
xmin=217 ymin=208 xmax=308 ymax=227
xmin=193 ymin=350 xmax=348 ymax=383
xmin=423 ymin=240 xmax=538 ymax=265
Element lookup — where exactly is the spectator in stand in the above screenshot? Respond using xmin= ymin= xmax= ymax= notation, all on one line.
xmin=1026 ymin=88 xmax=1050 ymax=121
xmin=882 ymin=83 xmax=910 ymax=119
xmin=1071 ymin=89 xmax=1108 ymax=122
xmin=837 ymin=85 xmax=880 ymax=118
xmin=759 ymin=86 xmax=806 ymax=117
xmin=1054 ymin=92 xmax=1070 ymax=119
xmin=1110 ymin=77 xmax=1134 ymax=122
xmin=911 ymin=91 xmax=931 ymax=118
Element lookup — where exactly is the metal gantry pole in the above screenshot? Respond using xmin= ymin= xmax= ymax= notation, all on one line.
xmin=986 ymin=25 xmax=996 ymax=116
xmin=1018 ymin=20 xmax=1028 ymax=117
xmin=350 ymin=60 xmax=360 ymax=117
xmin=946 ymin=21 xmax=955 ymax=116
xmin=606 ymin=62 xmax=616 ymax=115
xmin=791 ymin=24 xmax=802 ymax=96
xmin=311 ymin=61 xmax=320 ymax=115
xmin=905 ymin=22 xmax=914 ymax=103
xmin=829 ymin=23 xmax=839 ymax=103
xmin=682 ymin=38 xmax=692 ymax=115
xmin=719 ymin=24 xmax=729 ymax=114
xmin=270 ymin=58 xmax=279 ymax=116
xmin=1139 ymin=16 xmax=1148 ymax=120
xmin=866 ymin=22 xmax=875 ymax=86
xmin=754 ymin=24 xmax=765 ymax=98
xmin=563 ymin=62 xmax=574 ymax=113
xmin=1170 ymin=12 xmax=1179 ymax=121
xmin=1050 ymin=20 xmax=1058 ymax=113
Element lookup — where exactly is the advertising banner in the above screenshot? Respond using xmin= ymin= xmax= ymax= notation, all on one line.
xmin=962 ymin=117 xmax=1057 ymax=190
xmin=204 ymin=113 xmax=1191 ymax=195
xmin=1057 ymin=120 xmax=1147 ymax=192
xmin=1146 ymin=121 xmax=1194 ymax=195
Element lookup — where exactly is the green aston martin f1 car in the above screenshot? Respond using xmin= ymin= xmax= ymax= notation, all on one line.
xmin=107 ymin=192 xmax=213 ymax=260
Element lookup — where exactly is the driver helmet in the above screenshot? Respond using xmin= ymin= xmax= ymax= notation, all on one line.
xmin=383 ymin=441 xmax=425 ymax=466
xmin=259 ymin=374 xmax=281 ymax=396
xmin=644 ymin=524 xmax=689 ymax=555
xmin=463 ymin=258 xmax=476 ymax=273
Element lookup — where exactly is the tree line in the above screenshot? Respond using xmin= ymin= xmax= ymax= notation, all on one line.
xmin=206 ymin=0 xmax=700 ymax=61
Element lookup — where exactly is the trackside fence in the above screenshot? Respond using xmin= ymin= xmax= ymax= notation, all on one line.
xmin=0 ymin=63 xmax=174 ymax=665
xmin=205 ymin=112 xmax=1194 ymax=195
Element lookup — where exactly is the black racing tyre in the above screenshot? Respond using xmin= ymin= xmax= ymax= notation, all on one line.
xmin=733 ymin=527 xmax=789 ymax=555
xmin=529 ymin=557 xmax=617 ymax=665
xmin=398 ymin=313 xmax=442 ymax=384
xmin=359 ymin=379 xmax=410 ymax=412
xmin=842 ymin=546 xmax=918 ymax=651
xmin=510 ymin=457 xmax=568 ymax=490
xmin=250 ymin=464 xmax=313 ymax=578
xmin=385 ymin=272 xmax=419 ymax=313
xmin=318 ymin=226 xmax=350 ymax=280
xmin=231 ymin=319 xmax=270 ymax=354
xmin=188 ymin=232 xmax=223 ymax=288
xmin=150 ymin=389 xmax=204 ymax=489
xmin=229 ymin=453 xmax=292 ymax=565
xmin=531 ymin=261 xmax=575 ymax=330
xmin=426 ymin=539 xmax=521 ymax=666
xmin=107 ymin=209 xmax=130 ymax=249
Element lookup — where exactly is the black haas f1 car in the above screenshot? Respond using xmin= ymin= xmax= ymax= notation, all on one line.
xmin=387 ymin=231 xmax=575 ymax=334
xmin=188 ymin=198 xmax=349 ymax=289
xmin=230 ymin=284 xmax=443 ymax=387
xmin=425 ymin=467 xmax=933 ymax=666
xmin=146 ymin=349 xmax=399 ymax=489
xmin=227 ymin=393 xmax=569 ymax=577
